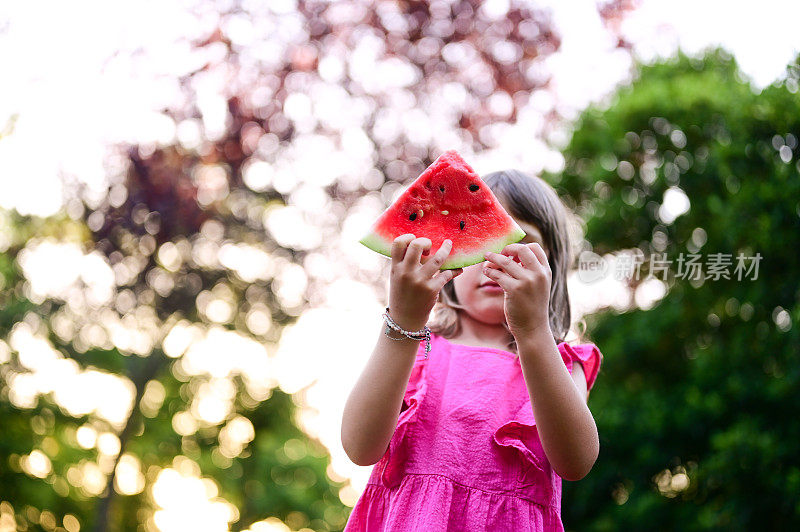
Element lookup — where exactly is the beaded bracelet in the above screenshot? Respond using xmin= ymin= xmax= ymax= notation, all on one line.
xmin=382 ymin=307 xmax=432 ymax=358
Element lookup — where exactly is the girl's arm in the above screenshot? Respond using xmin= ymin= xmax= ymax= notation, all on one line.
xmin=340 ymin=321 xmax=423 ymax=466
xmin=517 ymin=329 xmax=599 ymax=481
xmin=483 ymin=243 xmax=598 ymax=481
xmin=341 ymin=235 xmax=461 ymax=467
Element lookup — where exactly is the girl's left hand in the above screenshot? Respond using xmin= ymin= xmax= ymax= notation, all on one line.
xmin=483 ymin=243 xmax=552 ymax=339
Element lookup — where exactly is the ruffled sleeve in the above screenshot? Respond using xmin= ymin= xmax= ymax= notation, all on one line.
xmin=377 ymin=339 xmax=431 ymax=488
xmin=558 ymin=342 xmax=603 ymax=392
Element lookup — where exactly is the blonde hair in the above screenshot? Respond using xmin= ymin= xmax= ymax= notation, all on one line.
xmin=428 ymin=170 xmax=589 ymax=352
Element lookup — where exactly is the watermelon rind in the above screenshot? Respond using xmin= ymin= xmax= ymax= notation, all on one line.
xmin=359 ymin=232 xmax=393 ymax=259
xmin=359 ymin=224 xmax=526 ymax=270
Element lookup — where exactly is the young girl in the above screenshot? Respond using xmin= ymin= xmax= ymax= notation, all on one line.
xmin=341 ymin=169 xmax=603 ymax=531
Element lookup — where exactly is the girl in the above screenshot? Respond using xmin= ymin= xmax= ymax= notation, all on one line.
xmin=341 ymin=169 xmax=603 ymax=531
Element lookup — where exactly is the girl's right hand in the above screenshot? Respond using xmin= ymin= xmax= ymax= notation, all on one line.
xmin=388 ymin=234 xmax=463 ymax=331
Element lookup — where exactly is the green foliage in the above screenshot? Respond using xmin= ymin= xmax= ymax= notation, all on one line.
xmin=555 ymin=48 xmax=800 ymax=529
xmin=0 ymin=183 xmax=348 ymax=532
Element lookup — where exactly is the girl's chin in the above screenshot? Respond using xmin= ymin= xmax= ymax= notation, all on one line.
xmin=473 ymin=307 xmax=506 ymax=325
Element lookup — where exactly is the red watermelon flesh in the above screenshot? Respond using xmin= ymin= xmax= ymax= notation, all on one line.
xmin=360 ymin=150 xmax=526 ymax=270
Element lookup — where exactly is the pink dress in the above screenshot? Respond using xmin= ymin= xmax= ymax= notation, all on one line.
xmin=343 ymin=332 xmax=603 ymax=532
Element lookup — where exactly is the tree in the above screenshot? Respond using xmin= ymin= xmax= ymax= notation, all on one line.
xmin=555 ymin=48 xmax=800 ymax=529
xmin=0 ymin=1 xmax=634 ymax=531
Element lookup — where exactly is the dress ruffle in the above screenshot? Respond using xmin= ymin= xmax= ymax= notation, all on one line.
xmin=379 ymin=353 xmax=429 ymax=489
xmin=492 ymin=408 xmax=545 ymax=474
xmin=558 ymin=342 xmax=603 ymax=391
xmin=491 ymin=342 xmax=603 ymax=483
xmin=493 ymin=418 xmax=551 ymax=495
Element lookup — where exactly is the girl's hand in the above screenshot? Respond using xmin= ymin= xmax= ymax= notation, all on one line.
xmin=483 ymin=243 xmax=552 ymax=339
xmin=388 ymin=234 xmax=463 ymax=331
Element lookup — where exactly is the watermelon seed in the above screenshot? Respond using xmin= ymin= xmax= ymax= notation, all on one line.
xmin=418 ymin=209 xmax=424 ymax=218
xmin=441 ymin=210 xmax=449 ymax=215
xmin=469 ymin=184 xmax=479 ymax=191
xmin=409 ymin=212 xmax=417 ymax=221
xmin=460 ymin=220 xmax=466 ymax=230
xmin=439 ymin=185 xmax=445 ymax=193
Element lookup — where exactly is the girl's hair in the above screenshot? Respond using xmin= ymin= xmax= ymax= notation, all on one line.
xmin=428 ymin=169 xmax=588 ymax=351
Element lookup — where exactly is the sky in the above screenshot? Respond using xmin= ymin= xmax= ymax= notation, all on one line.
xmin=1 ymin=0 xmax=799 ymax=526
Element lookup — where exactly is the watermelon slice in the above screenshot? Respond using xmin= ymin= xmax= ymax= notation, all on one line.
xmin=360 ymin=150 xmax=526 ymax=269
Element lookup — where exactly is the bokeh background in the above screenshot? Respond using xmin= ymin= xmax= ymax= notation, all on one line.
xmin=1 ymin=0 xmax=799 ymax=530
